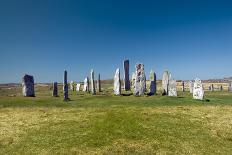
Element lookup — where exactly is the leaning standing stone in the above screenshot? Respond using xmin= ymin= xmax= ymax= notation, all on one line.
xmin=193 ymin=78 xmax=204 ymax=100
xmin=134 ymin=63 xmax=146 ymax=96
xmin=52 ymin=82 xmax=58 ymax=97
xmin=90 ymin=69 xmax=96 ymax=95
xmin=168 ymin=79 xmax=177 ymax=97
xmin=63 ymin=70 xmax=69 ymax=101
xmin=123 ymin=59 xmax=130 ymax=91
xmin=162 ymin=71 xmax=170 ymax=95
xmin=114 ymin=68 xmax=121 ymax=95
xmin=22 ymin=74 xmax=35 ymax=97
xmin=83 ymin=77 xmax=89 ymax=92
xmin=148 ymin=70 xmax=156 ymax=95
xmin=97 ymin=74 xmax=101 ymax=92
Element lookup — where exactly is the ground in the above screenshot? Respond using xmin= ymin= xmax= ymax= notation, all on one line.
xmin=0 ymin=83 xmax=232 ymax=155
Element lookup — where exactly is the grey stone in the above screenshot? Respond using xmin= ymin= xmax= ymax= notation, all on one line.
xmin=90 ymin=69 xmax=96 ymax=95
xmin=181 ymin=81 xmax=185 ymax=92
xmin=168 ymin=79 xmax=177 ymax=97
xmin=63 ymin=70 xmax=69 ymax=101
xmin=210 ymin=84 xmax=214 ymax=91
xmin=70 ymin=81 xmax=74 ymax=91
xmin=193 ymin=78 xmax=204 ymax=100
xmin=97 ymin=74 xmax=101 ymax=92
xmin=123 ymin=59 xmax=130 ymax=91
xmin=76 ymin=83 xmax=81 ymax=91
xmin=148 ymin=70 xmax=156 ymax=95
xmin=114 ymin=68 xmax=121 ymax=95
xmin=22 ymin=74 xmax=35 ymax=97
xmin=52 ymin=82 xmax=58 ymax=97
xmin=131 ymin=72 xmax=136 ymax=90
xmin=162 ymin=71 xmax=170 ymax=95
xmin=189 ymin=81 xmax=194 ymax=93
xmin=219 ymin=85 xmax=223 ymax=91
xmin=228 ymin=82 xmax=232 ymax=92
xmin=83 ymin=77 xmax=89 ymax=92
xmin=134 ymin=63 xmax=146 ymax=96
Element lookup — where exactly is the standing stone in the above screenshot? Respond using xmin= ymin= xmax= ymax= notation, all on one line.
xmin=123 ymin=59 xmax=130 ymax=91
xmin=114 ymin=68 xmax=121 ymax=95
xmin=228 ymin=82 xmax=232 ymax=92
xmin=76 ymin=83 xmax=81 ymax=91
xmin=193 ymin=78 xmax=204 ymax=100
xmin=131 ymin=72 xmax=136 ymax=90
xmin=97 ymin=74 xmax=101 ymax=92
xmin=219 ymin=85 xmax=223 ymax=91
xmin=210 ymin=84 xmax=214 ymax=91
xmin=63 ymin=70 xmax=69 ymax=101
xmin=70 ymin=81 xmax=74 ymax=91
xmin=22 ymin=74 xmax=35 ymax=97
xmin=189 ymin=81 xmax=194 ymax=93
xmin=83 ymin=77 xmax=90 ymax=92
xmin=134 ymin=63 xmax=146 ymax=96
xmin=148 ymin=70 xmax=156 ymax=95
xmin=52 ymin=82 xmax=58 ymax=97
xmin=181 ymin=81 xmax=185 ymax=92
xmin=162 ymin=71 xmax=170 ymax=95
xmin=168 ymin=79 xmax=177 ymax=97
xmin=90 ymin=69 xmax=96 ymax=95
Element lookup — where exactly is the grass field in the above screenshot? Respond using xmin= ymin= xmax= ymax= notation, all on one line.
xmin=0 ymin=83 xmax=232 ymax=154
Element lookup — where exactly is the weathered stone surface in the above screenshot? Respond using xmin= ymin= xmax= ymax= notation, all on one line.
xmin=70 ymin=81 xmax=74 ymax=91
xmin=90 ymin=69 xmax=96 ymax=95
xmin=148 ymin=70 xmax=156 ymax=95
xmin=52 ymin=82 xmax=58 ymax=97
xmin=97 ymin=74 xmax=101 ymax=92
xmin=83 ymin=77 xmax=89 ymax=92
xmin=123 ymin=59 xmax=130 ymax=91
xmin=189 ymin=81 xmax=194 ymax=93
xmin=168 ymin=79 xmax=177 ymax=97
xmin=134 ymin=63 xmax=146 ymax=96
xmin=76 ymin=83 xmax=81 ymax=91
xmin=219 ymin=85 xmax=223 ymax=91
xmin=131 ymin=72 xmax=136 ymax=90
xmin=162 ymin=71 xmax=170 ymax=95
xmin=193 ymin=78 xmax=204 ymax=100
xmin=63 ymin=70 xmax=69 ymax=100
xmin=114 ymin=68 xmax=121 ymax=95
xmin=22 ymin=74 xmax=35 ymax=97
xmin=181 ymin=81 xmax=185 ymax=92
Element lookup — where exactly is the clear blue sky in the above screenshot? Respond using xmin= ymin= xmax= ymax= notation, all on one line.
xmin=1 ymin=0 xmax=232 ymax=83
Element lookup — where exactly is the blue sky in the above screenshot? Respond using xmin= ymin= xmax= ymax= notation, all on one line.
xmin=0 ymin=0 xmax=232 ymax=83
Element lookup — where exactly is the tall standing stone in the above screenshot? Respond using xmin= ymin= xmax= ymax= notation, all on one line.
xmin=63 ymin=70 xmax=69 ymax=101
xmin=22 ymin=74 xmax=35 ymax=97
xmin=90 ymin=69 xmax=96 ymax=95
xmin=148 ymin=70 xmax=156 ymax=95
xmin=97 ymin=74 xmax=101 ymax=92
xmin=162 ymin=71 xmax=170 ymax=95
xmin=134 ymin=63 xmax=146 ymax=96
xmin=52 ymin=82 xmax=58 ymax=97
xmin=219 ymin=85 xmax=223 ymax=91
xmin=193 ymin=78 xmax=204 ymax=100
xmin=114 ymin=68 xmax=121 ymax=95
xmin=181 ymin=81 xmax=185 ymax=92
xmin=83 ymin=77 xmax=89 ymax=92
xmin=76 ymin=83 xmax=81 ymax=91
xmin=228 ymin=82 xmax=232 ymax=92
xmin=123 ymin=59 xmax=130 ymax=91
xmin=168 ymin=79 xmax=177 ymax=97
xmin=70 ymin=81 xmax=74 ymax=91
xmin=189 ymin=81 xmax=194 ymax=93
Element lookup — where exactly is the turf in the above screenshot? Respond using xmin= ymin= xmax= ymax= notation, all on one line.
xmin=0 ymin=85 xmax=232 ymax=154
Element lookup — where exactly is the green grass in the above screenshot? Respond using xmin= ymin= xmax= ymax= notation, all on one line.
xmin=0 ymin=85 xmax=232 ymax=154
